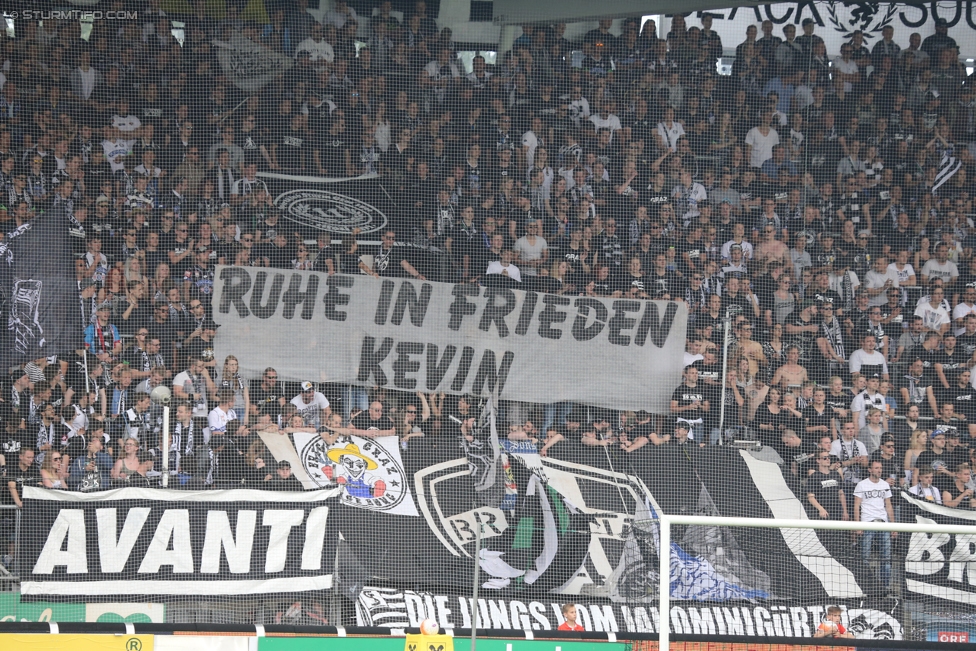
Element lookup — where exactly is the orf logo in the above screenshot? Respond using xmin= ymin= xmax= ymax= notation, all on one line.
xmin=274 ymin=188 xmax=388 ymax=234
xmin=938 ymin=632 xmax=969 ymax=643
xmin=825 ymin=2 xmax=899 ymax=40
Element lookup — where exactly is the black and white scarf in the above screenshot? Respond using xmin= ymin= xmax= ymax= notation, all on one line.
xmin=822 ymin=317 xmax=846 ymax=362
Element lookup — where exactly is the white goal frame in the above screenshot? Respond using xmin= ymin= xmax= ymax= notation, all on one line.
xmin=656 ymin=515 xmax=974 ymax=651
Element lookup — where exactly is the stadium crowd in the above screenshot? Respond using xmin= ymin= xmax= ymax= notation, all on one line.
xmin=1 ymin=1 xmax=976 ymax=576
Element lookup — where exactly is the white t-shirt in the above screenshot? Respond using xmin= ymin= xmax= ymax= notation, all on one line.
xmin=513 ymin=236 xmax=548 ymax=277
xmin=952 ymin=301 xmax=976 ymax=336
xmin=207 ymin=405 xmax=238 ymax=436
xmin=294 ymin=37 xmax=335 ymax=63
xmin=745 ymin=126 xmax=780 ymax=167
xmin=521 ymin=130 xmax=540 ymax=169
xmin=111 ymin=114 xmax=142 ymax=133
xmin=915 ymin=298 xmax=951 ymax=332
xmin=102 ymin=138 xmax=134 ymax=172
xmin=832 ymin=57 xmax=859 ymax=92
xmin=290 ymin=392 xmax=330 ymax=428
xmin=848 ymin=349 xmax=888 ymax=377
xmin=830 ymin=437 xmax=868 ymax=484
xmin=589 ymin=113 xmax=622 ymax=139
xmin=854 ymin=477 xmax=892 ymax=522
xmin=886 ymin=262 xmax=915 ymax=288
xmin=850 ymin=390 xmax=886 ymax=429
xmin=486 ymin=260 xmax=522 ymax=282
xmin=657 ymin=121 xmax=685 ymax=152
xmin=174 ymin=370 xmax=210 ymax=418
xmin=921 ymin=259 xmax=959 ymax=283
xmin=864 ymin=269 xmax=899 ymax=307
xmin=908 ymin=483 xmax=943 ymax=504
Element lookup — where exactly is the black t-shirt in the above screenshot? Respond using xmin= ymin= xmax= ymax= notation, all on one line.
xmin=806 ymin=470 xmax=845 ymax=518
xmin=250 ymin=381 xmax=286 ymax=418
xmin=183 ymin=336 xmax=216 ymax=370
xmin=803 ymin=404 xmax=833 ymax=436
xmin=2 ymin=463 xmax=38 ymax=506
xmin=278 ymin=126 xmax=308 ymax=172
xmin=615 ymin=272 xmax=647 ymax=297
xmin=351 ymin=413 xmax=395 ymax=434
xmin=671 ymin=383 xmax=707 ymax=422
xmin=810 ymin=288 xmax=843 ymax=309
xmin=898 ymin=372 xmax=934 ymax=408
xmin=317 ymin=133 xmax=349 ymax=177
xmin=373 ymin=245 xmax=407 ymax=278
xmin=168 ymin=239 xmax=193 ymax=276
xmin=947 ymin=384 xmax=976 ymax=420
xmin=869 ymin=450 xmax=902 ymax=486
xmin=932 ymin=349 xmax=966 ymax=389
xmin=916 ymin=449 xmax=953 ymax=476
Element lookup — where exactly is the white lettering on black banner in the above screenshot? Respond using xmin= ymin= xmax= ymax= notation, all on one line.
xmin=20 ymin=486 xmax=340 ymax=597
xmin=355 ymin=587 xmax=903 ymax=639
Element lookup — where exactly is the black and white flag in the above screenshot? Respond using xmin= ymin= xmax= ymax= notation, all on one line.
xmin=933 ymin=145 xmax=962 ymax=195
xmin=213 ymin=33 xmax=293 ymax=94
xmin=0 ymin=204 xmax=83 ymax=366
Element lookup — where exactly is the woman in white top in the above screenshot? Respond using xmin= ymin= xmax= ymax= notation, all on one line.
xmin=39 ymin=451 xmax=65 ymax=489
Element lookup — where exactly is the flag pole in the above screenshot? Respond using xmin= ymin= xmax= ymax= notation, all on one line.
xmin=470 ymin=517 xmax=482 ymax=651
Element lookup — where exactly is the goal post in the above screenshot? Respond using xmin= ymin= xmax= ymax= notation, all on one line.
xmin=655 ymin=515 xmax=975 ymax=651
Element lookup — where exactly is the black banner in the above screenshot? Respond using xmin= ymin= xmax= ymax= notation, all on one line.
xmin=900 ymin=491 xmax=976 ymax=606
xmin=20 ymin=486 xmax=343 ymax=599
xmin=356 ymin=587 xmax=904 ymax=639
xmin=0 ymin=204 xmax=83 ymax=366
xmin=258 ymin=172 xmax=399 ymax=236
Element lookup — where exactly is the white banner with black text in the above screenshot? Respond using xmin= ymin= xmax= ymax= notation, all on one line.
xmin=212 ymin=266 xmax=687 ymax=411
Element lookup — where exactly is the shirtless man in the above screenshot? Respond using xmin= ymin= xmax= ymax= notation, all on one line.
xmin=754 ymin=221 xmax=790 ymax=271
xmin=770 ymin=344 xmax=809 ymax=389
xmin=734 ymin=320 xmax=768 ymax=378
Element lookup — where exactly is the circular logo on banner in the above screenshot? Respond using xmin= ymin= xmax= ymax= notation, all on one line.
xmin=825 ymin=2 xmax=898 ymax=39
xmin=300 ymin=436 xmax=407 ymax=512
xmin=274 ymin=189 xmax=388 ymax=234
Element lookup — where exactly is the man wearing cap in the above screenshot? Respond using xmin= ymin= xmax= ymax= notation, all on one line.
xmin=269 ymin=460 xmax=303 ymax=490
xmin=669 ymin=421 xmax=704 ymax=448
xmin=872 ymin=432 xmax=906 ymax=486
xmin=921 ymin=18 xmax=957 ymax=58
xmin=290 ymin=382 xmax=331 ymax=430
